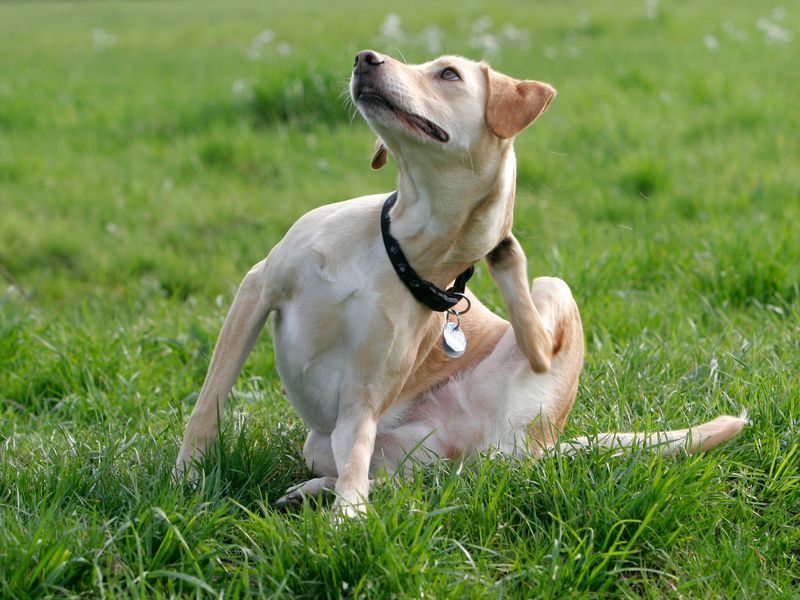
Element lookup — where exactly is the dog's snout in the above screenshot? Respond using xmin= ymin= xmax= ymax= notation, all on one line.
xmin=354 ymin=50 xmax=384 ymax=74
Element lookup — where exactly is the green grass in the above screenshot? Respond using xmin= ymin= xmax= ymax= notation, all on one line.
xmin=1 ymin=0 xmax=798 ymax=597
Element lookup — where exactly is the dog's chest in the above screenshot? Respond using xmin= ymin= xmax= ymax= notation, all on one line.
xmin=270 ymin=242 xmax=393 ymax=433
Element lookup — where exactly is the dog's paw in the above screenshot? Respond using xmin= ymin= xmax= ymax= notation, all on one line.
xmin=274 ymin=476 xmax=337 ymax=508
xmin=172 ymin=458 xmax=201 ymax=486
xmin=332 ymin=497 xmax=368 ymax=520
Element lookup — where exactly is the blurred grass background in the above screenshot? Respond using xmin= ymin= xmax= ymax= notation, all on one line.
xmin=0 ymin=0 xmax=798 ymax=597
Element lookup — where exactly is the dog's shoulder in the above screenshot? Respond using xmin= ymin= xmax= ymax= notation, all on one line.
xmin=267 ymin=192 xmax=391 ymax=285
xmin=281 ymin=193 xmax=388 ymax=247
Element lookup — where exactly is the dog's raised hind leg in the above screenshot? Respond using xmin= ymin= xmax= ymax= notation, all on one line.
xmin=174 ymin=258 xmax=274 ymax=481
xmin=486 ymin=234 xmax=553 ymax=373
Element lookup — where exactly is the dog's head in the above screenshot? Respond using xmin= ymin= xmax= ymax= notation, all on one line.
xmin=350 ymin=51 xmax=555 ymax=168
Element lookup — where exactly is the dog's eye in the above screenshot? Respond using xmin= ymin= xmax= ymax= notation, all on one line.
xmin=440 ymin=67 xmax=461 ymax=81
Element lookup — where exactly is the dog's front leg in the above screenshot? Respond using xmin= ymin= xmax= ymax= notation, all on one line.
xmin=174 ymin=260 xmax=274 ymax=480
xmin=330 ymin=397 xmax=380 ymax=517
xmin=486 ymin=234 xmax=553 ymax=373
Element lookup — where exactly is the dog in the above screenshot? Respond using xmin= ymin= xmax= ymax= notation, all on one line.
xmin=175 ymin=51 xmax=746 ymax=516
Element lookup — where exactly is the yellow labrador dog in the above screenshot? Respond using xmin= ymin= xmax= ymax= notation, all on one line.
xmin=175 ymin=51 xmax=745 ymax=515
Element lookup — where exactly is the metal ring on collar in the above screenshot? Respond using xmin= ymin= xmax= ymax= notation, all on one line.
xmin=448 ymin=293 xmax=471 ymax=317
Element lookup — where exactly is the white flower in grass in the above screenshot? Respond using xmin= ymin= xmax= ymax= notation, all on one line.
xmin=470 ymin=32 xmax=501 ymax=56
xmin=501 ymin=24 xmax=530 ymax=47
xmin=644 ymin=0 xmax=658 ymax=20
xmin=380 ymin=14 xmax=405 ymax=42
xmin=417 ymin=25 xmax=443 ymax=54
xmin=232 ymin=78 xmax=254 ymax=101
xmin=472 ymin=15 xmax=492 ymax=34
xmin=246 ymin=29 xmax=275 ymax=60
xmin=276 ymin=41 xmax=292 ymax=56
xmin=92 ymin=28 xmax=117 ymax=52
xmin=722 ymin=21 xmax=748 ymax=41
xmin=544 ymin=46 xmax=558 ymax=59
xmin=756 ymin=17 xmax=792 ymax=44
xmin=576 ymin=12 xmax=592 ymax=32
xmin=772 ymin=6 xmax=786 ymax=21
xmin=253 ymin=29 xmax=275 ymax=45
xmin=703 ymin=34 xmax=720 ymax=52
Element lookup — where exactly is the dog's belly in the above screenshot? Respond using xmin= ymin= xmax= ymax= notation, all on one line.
xmin=378 ymin=328 xmax=562 ymax=462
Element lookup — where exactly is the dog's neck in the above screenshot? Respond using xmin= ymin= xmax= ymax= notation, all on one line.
xmin=388 ymin=143 xmax=517 ymax=289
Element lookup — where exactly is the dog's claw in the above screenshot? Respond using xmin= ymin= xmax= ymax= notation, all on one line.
xmin=273 ymin=493 xmax=303 ymax=509
xmin=274 ymin=486 xmax=305 ymax=508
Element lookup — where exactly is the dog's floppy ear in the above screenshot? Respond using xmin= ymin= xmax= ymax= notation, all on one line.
xmin=371 ymin=138 xmax=389 ymax=170
xmin=483 ymin=65 xmax=556 ymax=139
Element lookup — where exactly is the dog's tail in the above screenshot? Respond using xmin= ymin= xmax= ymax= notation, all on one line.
xmin=554 ymin=413 xmax=748 ymax=456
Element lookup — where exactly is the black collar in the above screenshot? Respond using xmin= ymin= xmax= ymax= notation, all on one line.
xmin=381 ymin=192 xmax=474 ymax=312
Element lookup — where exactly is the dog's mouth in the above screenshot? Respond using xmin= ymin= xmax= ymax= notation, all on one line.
xmin=356 ymin=90 xmax=450 ymax=143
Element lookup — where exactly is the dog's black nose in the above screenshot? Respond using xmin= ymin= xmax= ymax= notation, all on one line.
xmin=354 ymin=50 xmax=384 ymax=74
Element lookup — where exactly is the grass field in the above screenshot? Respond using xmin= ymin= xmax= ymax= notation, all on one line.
xmin=1 ymin=0 xmax=798 ymax=597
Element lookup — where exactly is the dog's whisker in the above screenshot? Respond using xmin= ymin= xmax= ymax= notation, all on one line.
xmin=337 ymin=79 xmax=352 ymax=98
xmin=460 ymin=150 xmax=475 ymax=172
